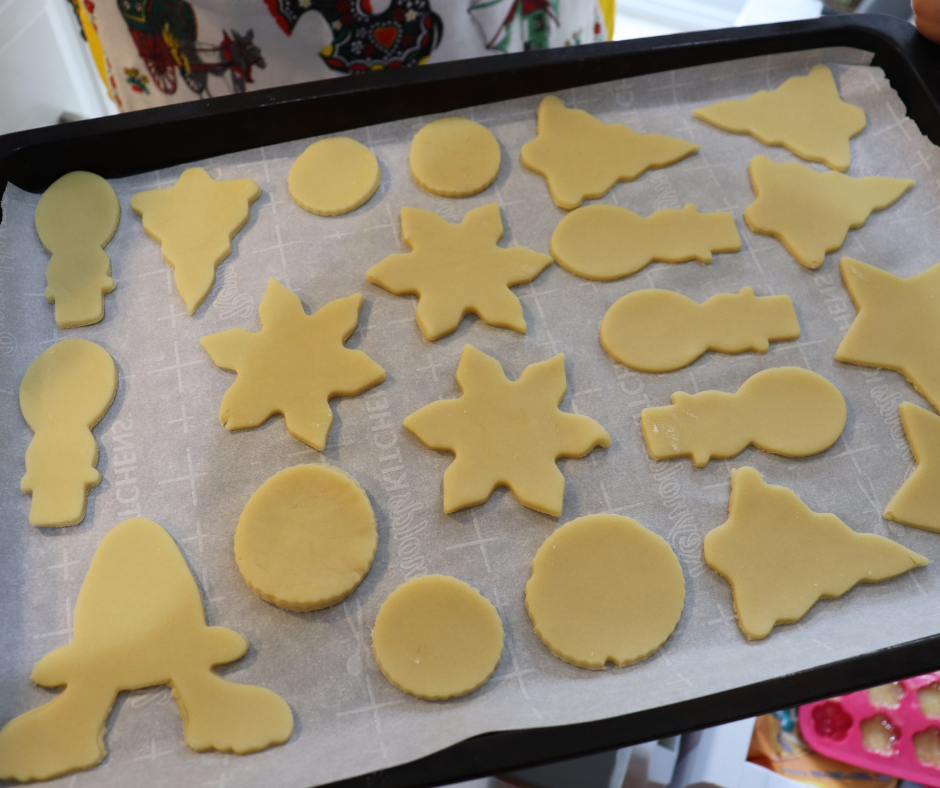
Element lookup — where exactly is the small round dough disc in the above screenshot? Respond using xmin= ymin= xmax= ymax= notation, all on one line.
xmin=234 ymin=464 xmax=377 ymax=611
xmin=288 ymin=138 xmax=380 ymax=216
xmin=372 ymin=575 xmax=504 ymax=700
xmin=410 ymin=118 xmax=501 ymax=197
xmin=525 ymin=514 xmax=685 ymax=669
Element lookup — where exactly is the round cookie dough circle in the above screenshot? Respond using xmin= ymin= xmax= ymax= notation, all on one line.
xmin=372 ymin=575 xmax=504 ymax=699
xmin=234 ymin=464 xmax=377 ymax=611
xmin=35 ymin=171 xmax=120 ymax=251
xmin=288 ymin=138 xmax=380 ymax=216
xmin=410 ymin=118 xmax=501 ymax=197
xmin=525 ymin=514 xmax=685 ymax=669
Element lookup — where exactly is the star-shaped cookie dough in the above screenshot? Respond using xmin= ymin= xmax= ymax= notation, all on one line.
xmin=200 ymin=279 xmax=385 ymax=450
xmin=836 ymin=257 xmax=940 ymax=410
xmin=404 ymin=345 xmax=610 ymax=516
xmin=521 ymin=96 xmax=699 ymax=210
xmin=366 ymin=203 xmax=553 ymax=340
xmin=693 ymin=65 xmax=866 ymax=171
xmin=131 ymin=167 xmax=261 ymax=314
xmin=885 ymin=402 xmax=940 ymax=533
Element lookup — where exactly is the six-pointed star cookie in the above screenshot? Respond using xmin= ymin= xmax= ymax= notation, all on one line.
xmin=836 ymin=257 xmax=940 ymax=410
xmin=366 ymin=203 xmax=552 ymax=340
xmin=404 ymin=345 xmax=611 ymax=516
xmin=885 ymin=403 xmax=940 ymax=533
xmin=200 ymin=279 xmax=385 ymax=450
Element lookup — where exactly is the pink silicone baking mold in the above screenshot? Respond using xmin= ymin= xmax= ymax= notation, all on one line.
xmin=800 ymin=673 xmax=940 ymax=786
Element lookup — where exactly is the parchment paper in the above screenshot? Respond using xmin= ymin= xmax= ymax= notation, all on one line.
xmin=3 ymin=46 xmax=940 ymax=788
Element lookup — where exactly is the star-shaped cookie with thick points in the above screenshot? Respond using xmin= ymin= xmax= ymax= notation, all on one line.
xmin=404 ymin=345 xmax=611 ymax=516
xmin=200 ymin=279 xmax=385 ymax=450
xmin=885 ymin=403 xmax=940 ymax=532
xmin=366 ymin=203 xmax=553 ymax=341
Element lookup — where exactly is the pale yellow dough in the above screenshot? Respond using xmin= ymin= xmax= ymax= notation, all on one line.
xmin=836 ymin=257 xmax=940 ymax=411
xmin=234 ymin=464 xmax=377 ymax=611
xmin=201 ymin=279 xmax=385 ymax=450
xmin=704 ymin=467 xmax=926 ymax=640
xmin=641 ymin=367 xmax=846 ymax=467
xmin=404 ymin=345 xmax=610 ymax=516
xmin=131 ymin=167 xmax=261 ymax=314
xmin=372 ymin=575 xmax=503 ymax=700
xmin=884 ymin=403 xmax=940 ymax=533
xmin=521 ymin=96 xmax=699 ymax=210
xmin=288 ymin=137 xmax=380 ymax=216
xmin=744 ymin=156 xmax=913 ymax=269
xmin=366 ymin=203 xmax=552 ymax=340
xmin=693 ymin=65 xmax=866 ymax=171
xmin=525 ymin=514 xmax=684 ymax=670
xmin=35 ymin=171 xmax=119 ymax=328
xmin=409 ymin=117 xmax=501 ymax=197
xmin=20 ymin=338 xmax=117 ymax=527
xmin=601 ymin=287 xmax=799 ymax=372
xmin=0 ymin=518 xmax=293 ymax=783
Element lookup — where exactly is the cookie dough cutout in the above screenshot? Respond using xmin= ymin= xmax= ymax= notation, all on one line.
xmin=884 ymin=403 xmax=940 ymax=533
xmin=288 ymin=137 xmax=380 ymax=216
xmin=404 ymin=345 xmax=610 ymax=516
xmin=20 ymin=339 xmax=117 ymax=527
xmin=521 ymin=96 xmax=699 ymax=210
xmin=744 ymin=156 xmax=913 ymax=269
xmin=641 ymin=367 xmax=846 ymax=467
xmin=201 ymin=279 xmax=385 ymax=450
xmin=410 ymin=118 xmax=500 ymax=197
xmin=235 ymin=464 xmax=377 ymax=611
xmin=131 ymin=167 xmax=261 ymax=314
xmin=601 ymin=287 xmax=799 ymax=372
xmin=0 ymin=518 xmax=293 ymax=783
xmin=372 ymin=575 xmax=503 ymax=700
xmin=366 ymin=204 xmax=552 ymax=340
xmin=35 ymin=171 xmax=119 ymax=328
xmin=836 ymin=257 xmax=940 ymax=411
xmin=693 ymin=65 xmax=866 ymax=171
xmin=704 ymin=467 xmax=927 ymax=640
xmin=525 ymin=514 xmax=684 ymax=670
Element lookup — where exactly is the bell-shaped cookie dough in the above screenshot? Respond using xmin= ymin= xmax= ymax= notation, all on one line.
xmin=521 ymin=96 xmax=699 ymax=210
xmin=884 ymin=403 xmax=940 ymax=533
xmin=704 ymin=467 xmax=927 ymax=640
xmin=404 ymin=345 xmax=610 ymax=516
xmin=0 ymin=518 xmax=293 ymax=783
xmin=744 ymin=156 xmax=913 ymax=269
xmin=366 ymin=203 xmax=552 ymax=340
xmin=201 ymin=279 xmax=385 ymax=451
xmin=409 ymin=117 xmax=501 ymax=197
xmin=693 ymin=65 xmax=866 ymax=172
xmin=288 ymin=137 xmax=381 ymax=216
xmin=20 ymin=339 xmax=117 ymax=527
xmin=601 ymin=287 xmax=799 ymax=372
xmin=131 ymin=167 xmax=261 ymax=314
xmin=641 ymin=367 xmax=846 ymax=467
xmin=551 ymin=203 xmax=741 ymax=281
xmin=35 ymin=171 xmax=119 ymax=328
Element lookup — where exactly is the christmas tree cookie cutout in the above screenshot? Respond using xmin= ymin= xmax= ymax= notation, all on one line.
xmin=601 ymin=287 xmax=799 ymax=373
xmin=704 ymin=467 xmax=927 ymax=640
xmin=131 ymin=167 xmax=261 ymax=314
xmin=404 ymin=345 xmax=610 ymax=516
xmin=35 ymin=171 xmax=119 ymax=328
xmin=366 ymin=203 xmax=552 ymax=340
xmin=744 ymin=156 xmax=913 ymax=269
xmin=641 ymin=367 xmax=846 ymax=467
xmin=20 ymin=339 xmax=117 ymax=527
xmin=0 ymin=518 xmax=293 ymax=782
xmin=201 ymin=279 xmax=385 ymax=450
xmin=551 ymin=204 xmax=741 ymax=281
xmin=521 ymin=96 xmax=699 ymax=210
xmin=884 ymin=403 xmax=940 ymax=533
xmin=694 ymin=65 xmax=866 ymax=171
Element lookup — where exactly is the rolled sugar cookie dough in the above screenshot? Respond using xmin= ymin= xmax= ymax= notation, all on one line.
xmin=525 ymin=514 xmax=684 ymax=669
xmin=372 ymin=575 xmax=503 ymax=700
xmin=234 ymin=464 xmax=377 ymax=611
xmin=884 ymin=403 xmax=940 ymax=533
xmin=409 ymin=117 xmax=501 ymax=197
xmin=288 ymin=137 xmax=381 ymax=216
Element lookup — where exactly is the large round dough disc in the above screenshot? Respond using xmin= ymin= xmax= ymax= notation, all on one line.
xmin=525 ymin=514 xmax=685 ymax=669
xmin=234 ymin=464 xmax=377 ymax=611
xmin=372 ymin=575 xmax=504 ymax=700
xmin=288 ymin=137 xmax=381 ymax=216
xmin=409 ymin=118 xmax=501 ymax=197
